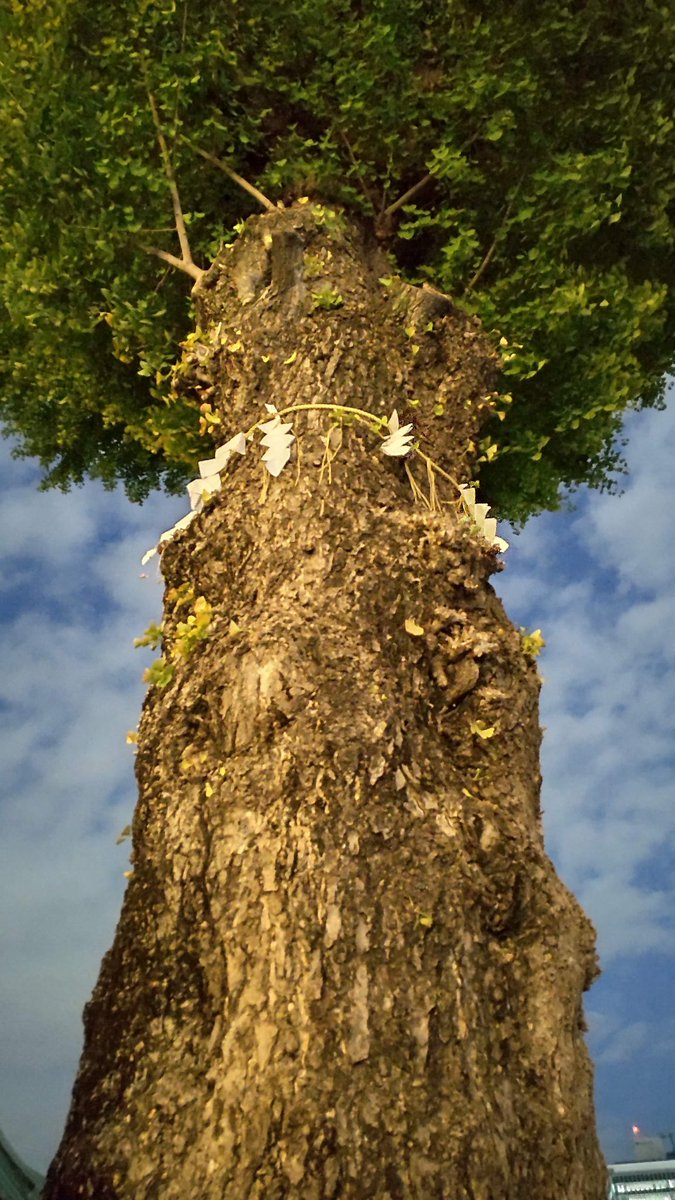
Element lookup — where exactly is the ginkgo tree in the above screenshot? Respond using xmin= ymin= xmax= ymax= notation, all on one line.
xmin=2 ymin=1 xmax=675 ymax=1197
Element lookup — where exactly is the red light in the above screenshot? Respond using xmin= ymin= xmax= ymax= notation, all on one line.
xmin=632 ymin=1125 xmax=640 ymax=1135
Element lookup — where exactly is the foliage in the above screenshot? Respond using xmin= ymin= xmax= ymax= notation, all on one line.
xmin=134 ymin=584 xmax=213 ymax=681
xmin=171 ymin=595 xmax=213 ymax=660
xmin=520 ymin=628 xmax=546 ymax=659
xmin=142 ymin=657 xmax=175 ymax=689
xmin=311 ymin=286 xmax=345 ymax=311
xmin=133 ymin=621 xmax=163 ymax=651
xmin=1 ymin=0 xmax=674 ymax=520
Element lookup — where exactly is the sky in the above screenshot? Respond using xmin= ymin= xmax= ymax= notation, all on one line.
xmin=0 ymin=388 xmax=674 ymax=1173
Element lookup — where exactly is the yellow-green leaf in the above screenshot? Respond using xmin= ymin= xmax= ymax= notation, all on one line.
xmin=520 ymin=627 xmax=546 ymax=658
xmin=405 ymin=617 xmax=425 ymax=637
xmin=470 ymin=721 xmax=497 ymax=740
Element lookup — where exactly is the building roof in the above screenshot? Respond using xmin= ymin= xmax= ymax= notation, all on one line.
xmin=0 ymin=1129 xmax=44 ymax=1200
xmin=608 ymin=1159 xmax=675 ymax=1199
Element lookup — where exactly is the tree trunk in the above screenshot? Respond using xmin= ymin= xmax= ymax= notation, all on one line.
xmin=43 ymin=205 xmax=606 ymax=1200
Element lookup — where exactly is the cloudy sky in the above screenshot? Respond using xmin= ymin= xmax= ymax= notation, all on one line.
xmin=1 ymin=388 xmax=674 ymax=1173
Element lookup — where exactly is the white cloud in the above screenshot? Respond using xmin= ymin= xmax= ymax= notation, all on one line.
xmin=0 ymin=485 xmax=95 ymax=569
xmin=594 ymin=1020 xmax=650 ymax=1066
xmin=579 ymin=403 xmax=675 ymax=594
xmin=0 ymin=445 xmax=179 ymax=1169
xmin=495 ymin=393 xmax=675 ymax=1157
xmin=580 ymin=875 xmax=673 ymax=961
xmin=497 ymin=395 xmax=675 ymax=973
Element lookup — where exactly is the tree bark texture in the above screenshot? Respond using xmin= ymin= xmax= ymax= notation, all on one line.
xmin=44 ymin=206 xmax=606 ymax=1200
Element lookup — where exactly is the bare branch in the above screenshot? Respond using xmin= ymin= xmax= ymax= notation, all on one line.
xmin=380 ymin=172 xmax=434 ymax=220
xmin=147 ymin=91 xmax=197 ymax=269
xmin=141 ymin=244 xmax=204 ymax=283
xmin=179 ymin=137 xmax=276 ymax=212
xmin=335 ymin=129 xmax=378 ymax=213
xmin=378 ymin=130 xmax=479 ymax=225
xmin=463 ymin=180 xmax=523 ymax=294
xmin=464 ymin=237 xmax=499 ymax=295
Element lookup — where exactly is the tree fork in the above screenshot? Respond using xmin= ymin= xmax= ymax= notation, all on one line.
xmin=44 ymin=206 xmax=606 ymax=1200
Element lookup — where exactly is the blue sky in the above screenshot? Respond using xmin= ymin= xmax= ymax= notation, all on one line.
xmin=1 ymin=389 xmax=674 ymax=1172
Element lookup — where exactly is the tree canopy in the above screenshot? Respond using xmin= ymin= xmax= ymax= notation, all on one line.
xmin=1 ymin=0 xmax=674 ymax=521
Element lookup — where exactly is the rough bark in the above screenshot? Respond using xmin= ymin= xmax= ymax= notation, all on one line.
xmin=43 ymin=205 xmax=606 ymax=1200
